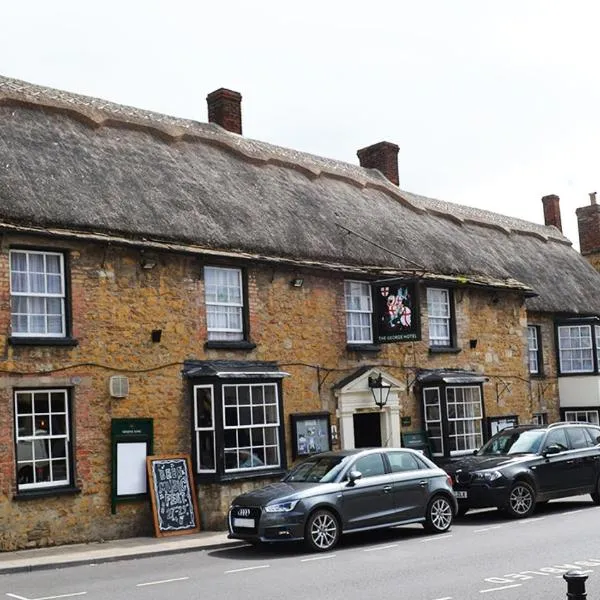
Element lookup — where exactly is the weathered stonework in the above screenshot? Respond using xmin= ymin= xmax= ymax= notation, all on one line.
xmin=0 ymin=234 xmax=559 ymax=549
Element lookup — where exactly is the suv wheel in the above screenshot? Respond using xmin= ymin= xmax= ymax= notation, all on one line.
xmin=423 ymin=495 xmax=453 ymax=533
xmin=591 ymin=476 xmax=600 ymax=504
xmin=305 ymin=509 xmax=340 ymax=552
xmin=505 ymin=481 xmax=535 ymax=518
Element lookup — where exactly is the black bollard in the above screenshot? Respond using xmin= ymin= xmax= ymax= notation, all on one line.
xmin=563 ymin=570 xmax=588 ymax=600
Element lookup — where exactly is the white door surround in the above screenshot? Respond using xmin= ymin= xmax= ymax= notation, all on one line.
xmin=334 ymin=368 xmax=403 ymax=449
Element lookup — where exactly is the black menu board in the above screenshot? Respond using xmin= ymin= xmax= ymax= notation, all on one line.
xmin=146 ymin=455 xmax=200 ymax=537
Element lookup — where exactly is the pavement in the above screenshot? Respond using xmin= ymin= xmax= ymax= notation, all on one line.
xmin=0 ymin=530 xmax=244 ymax=575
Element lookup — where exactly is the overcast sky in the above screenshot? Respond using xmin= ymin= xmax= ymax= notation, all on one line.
xmin=3 ymin=1 xmax=599 ymax=247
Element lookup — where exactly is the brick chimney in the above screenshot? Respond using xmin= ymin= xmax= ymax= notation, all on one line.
xmin=541 ymin=194 xmax=563 ymax=232
xmin=576 ymin=192 xmax=600 ymax=257
xmin=357 ymin=141 xmax=399 ymax=186
xmin=206 ymin=88 xmax=242 ymax=134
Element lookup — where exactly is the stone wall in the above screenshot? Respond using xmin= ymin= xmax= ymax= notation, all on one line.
xmin=0 ymin=233 xmax=557 ymax=549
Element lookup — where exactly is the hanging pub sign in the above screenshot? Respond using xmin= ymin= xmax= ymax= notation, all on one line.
xmin=374 ymin=280 xmax=421 ymax=343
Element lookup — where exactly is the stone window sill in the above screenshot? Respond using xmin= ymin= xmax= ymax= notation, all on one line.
xmin=9 ymin=337 xmax=79 ymax=347
xmin=204 ymin=341 xmax=257 ymax=350
xmin=428 ymin=346 xmax=461 ymax=355
xmin=14 ymin=486 xmax=81 ymax=501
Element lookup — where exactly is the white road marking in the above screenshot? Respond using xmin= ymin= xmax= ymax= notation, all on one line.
xmin=420 ymin=535 xmax=453 ymax=543
xmin=7 ymin=594 xmax=87 ymax=600
xmin=224 ymin=565 xmax=270 ymax=574
xmin=136 ymin=577 xmax=190 ymax=587
xmin=480 ymin=583 xmax=522 ymax=593
xmin=363 ymin=544 xmax=399 ymax=552
xmin=301 ymin=554 xmax=337 ymax=562
xmin=432 ymin=597 xmax=453 ymax=600
xmin=474 ymin=526 xmax=503 ymax=533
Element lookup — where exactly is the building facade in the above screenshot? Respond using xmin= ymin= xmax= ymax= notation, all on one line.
xmin=1 ymin=76 xmax=600 ymax=550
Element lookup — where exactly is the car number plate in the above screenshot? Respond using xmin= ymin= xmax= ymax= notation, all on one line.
xmin=233 ymin=517 xmax=255 ymax=528
xmin=454 ymin=491 xmax=467 ymax=499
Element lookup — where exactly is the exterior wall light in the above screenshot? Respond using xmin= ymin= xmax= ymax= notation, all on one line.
xmin=368 ymin=372 xmax=391 ymax=408
xmin=291 ymin=278 xmax=304 ymax=287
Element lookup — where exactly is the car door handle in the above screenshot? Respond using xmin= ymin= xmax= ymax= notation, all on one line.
xmin=383 ymin=485 xmax=392 ymax=493
xmin=419 ymin=480 xmax=428 ymax=487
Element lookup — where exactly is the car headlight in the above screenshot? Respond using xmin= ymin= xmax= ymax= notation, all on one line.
xmin=264 ymin=500 xmax=299 ymax=513
xmin=474 ymin=470 xmax=503 ymax=482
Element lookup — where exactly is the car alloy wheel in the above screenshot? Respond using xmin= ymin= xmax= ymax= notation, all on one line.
xmin=423 ymin=495 xmax=453 ymax=533
xmin=506 ymin=481 xmax=535 ymax=518
xmin=305 ymin=509 xmax=340 ymax=552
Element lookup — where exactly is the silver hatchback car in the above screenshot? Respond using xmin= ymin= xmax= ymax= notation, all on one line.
xmin=228 ymin=447 xmax=457 ymax=552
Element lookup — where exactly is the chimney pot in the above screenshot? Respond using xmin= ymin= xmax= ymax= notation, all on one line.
xmin=590 ymin=192 xmax=597 ymax=205
xmin=357 ymin=141 xmax=400 ymax=186
xmin=541 ymin=194 xmax=563 ymax=232
xmin=206 ymin=88 xmax=242 ymax=135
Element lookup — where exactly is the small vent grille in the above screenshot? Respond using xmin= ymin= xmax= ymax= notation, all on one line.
xmin=109 ymin=376 xmax=129 ymax=398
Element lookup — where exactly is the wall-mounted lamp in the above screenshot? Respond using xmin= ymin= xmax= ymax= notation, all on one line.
xmin=469 ymin=339 xmax=478 ymax=349
xmin=151 ymin=329 xmax=162 ymax=343
xmin=141 ymin=254 xmax=158 ymax=270
xmin=368 ymin=372 xmax=391 ymax=409
xmin=291 ymin=278 xmax=304 ymax=288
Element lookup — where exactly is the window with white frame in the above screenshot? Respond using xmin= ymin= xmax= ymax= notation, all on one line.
xmin=204 ymin=266 xmax=244 ymax=341
xmin=427 ymin=288 xmax=451 ymax=347
xmin=423 ymin=388 xmax=443 ymax=456
xmin=532 ymin=412 xmax=548 ymax=425
xmin=564 ymin=410 xmax=600 ymax=425
xmin=10 ymin=250 xmax=66 ymax=337
xmin=558 ymin=325 xmax=594 ymax=373
xmin=15 ymin=389 xmax=71 ymax=490
xmin=527 ymin=325 xmax=540 ymax=374
xmin=344 ymin=280 xmax=373 ymax=344
xmin=194 ymin=386 xmax=216 ymax=472
xmin=446 ymin=386 xmax=483 ymax=454
xmin=223 ymin=383 xmax=281 ymax=472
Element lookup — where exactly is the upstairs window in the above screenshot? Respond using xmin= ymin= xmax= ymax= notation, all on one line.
xmin=204 ymin=266 xmax=244 ymax=341
xmin=527 ymin=325 xmax=541 ymax=375
xmin=10 ymin=250 xmax=66 ymax=338
xmin=558 ymin=324 xmax=595 ymax=374
xmin=344 ymin=280 xmax=373 ymax=344
xmin=427 ymin=288 xmax=452 ymax=347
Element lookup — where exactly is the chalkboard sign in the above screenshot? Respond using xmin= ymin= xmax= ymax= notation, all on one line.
xmin=146 ymin=455 xmax=200 ymax=537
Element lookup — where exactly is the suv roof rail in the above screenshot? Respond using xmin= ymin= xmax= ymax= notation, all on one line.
xmin=547 ymin=421 xmax=574 ymax=428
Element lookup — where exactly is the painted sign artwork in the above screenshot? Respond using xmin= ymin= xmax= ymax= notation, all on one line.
xmin=147 ymin=455 xmax=200 ymax=537
xmin=375 ymin=281 xmax=420 ymax=343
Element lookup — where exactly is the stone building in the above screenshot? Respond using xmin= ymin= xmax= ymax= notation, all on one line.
xmin=1 ymin=75 xmax=600 ymax=550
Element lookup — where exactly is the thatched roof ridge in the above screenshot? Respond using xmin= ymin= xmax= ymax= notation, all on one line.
xmin=0 ymin=75 xmax=599 ymax=315
xmin=0 ymin=76 xmax=565 ymax=242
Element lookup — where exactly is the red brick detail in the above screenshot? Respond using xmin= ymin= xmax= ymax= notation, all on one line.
xmin=356 ymin=141 xmax=399 ymax=186
xmin=576 ymin=202 xmax=600 ymax=256
xmin=206 ymin=88 xmax=242 ymax=135
xmin=541 ymin=194 xmax=562 ymax=232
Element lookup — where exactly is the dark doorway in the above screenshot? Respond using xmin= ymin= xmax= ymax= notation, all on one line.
xmin=353 ymin=412 xmax=382 ymax=447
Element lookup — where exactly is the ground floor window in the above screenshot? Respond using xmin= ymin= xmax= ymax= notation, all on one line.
xmin=423 ymin=384 xmax=484 ymax=457
xmin=14 ymin=389 xmax=71 ymax=490
xmin=564 ymin=409 xmax=600 ymax=425
xmin=192 ymin=378 xmax=285 ymax=480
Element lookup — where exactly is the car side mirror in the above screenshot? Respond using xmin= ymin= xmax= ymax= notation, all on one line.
xmin=347 ymin=470 xmax=362 ymax=485
xmin=543 ymin=444 xmax=562 ymax=457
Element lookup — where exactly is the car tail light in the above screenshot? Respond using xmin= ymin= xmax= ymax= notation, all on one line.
xmin=447 ymin=474 xmax=453 ymax=487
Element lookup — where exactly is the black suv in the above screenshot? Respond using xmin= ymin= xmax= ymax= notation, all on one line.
xmin=445 ymin=422 xmax=600 ymax=518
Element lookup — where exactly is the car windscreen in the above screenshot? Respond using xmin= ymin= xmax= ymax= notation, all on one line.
xmin=283 ymin=455 xmax=348 ymax=483
xmin=477 ymin=430 xmax=545 ymax=456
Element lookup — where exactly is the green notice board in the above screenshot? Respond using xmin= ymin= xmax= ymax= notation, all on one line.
xmin=111 ymin=418 xmax=153 ymax=514
xmin=401 ymin=431 xmax=431 ymax=458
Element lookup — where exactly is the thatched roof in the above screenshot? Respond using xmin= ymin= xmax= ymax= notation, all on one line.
xmin=1 ymin=75 xmax=600 ymax=315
